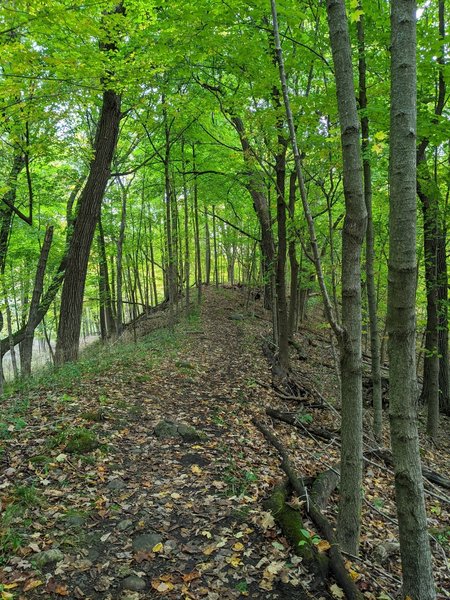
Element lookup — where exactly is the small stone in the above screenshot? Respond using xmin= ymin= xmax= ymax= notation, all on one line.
xmin=34 ymin=548 xmax=64 ymax=568
xmin=229 ymin=312 xmax=244 ymax=320
xmin=154 ymin=420 xmax=179 ymax=438
xmin=107 ymin=478 xmax=126 ymax=491
xmin=122 ymin=575 xmax=146 ymax=591
xmin=117 ymin=519 xmax=133 ymax=531
xmin=132 ymin=533 xmax=162 ymax=552
xmin=177 ymin=423 xmax=202 ymax=442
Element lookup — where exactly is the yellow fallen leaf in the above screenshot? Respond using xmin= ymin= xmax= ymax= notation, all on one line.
xmin=152 ymin=542 xmax=164 ymax=553
xmin=317 ymin=539 xmax=331 ymax=552
xmin=171 ymin=492 xmax=181 ymax=499
xmin=233 ymin=542 xmax=244 ymax=552
xmin=23 ymin=579 xmax=44 ymax=592
xmin=2 ymin=592 xmax=14 ymax=600
xmin=2 ymin=584 xmax=18 ymax=590
xmin=203 ymin=545 xmax=215 ymax=556
xmin=151 ymin=580 xmax=174 ymax=592
xmin=191 ymin=465 xmax=202 ymax=475
xmin=229 ymin=555 xmax=241 ymax=567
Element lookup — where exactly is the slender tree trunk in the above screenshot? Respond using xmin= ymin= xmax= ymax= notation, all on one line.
xmin=192 ymin=147 xmax=202 ymax=304
xmin=326 ymin=0 xmax=367 ymax=554
xmin=357 ymin=12 xmax=382 ymax=442
xmin=417 ymin=165 xmax=439 ymax=438
xmin=437 ymin=229 xmax=449 ymax=414
xmin=55 ymin=89 xmax=121 ymax=364
xmin=182 ymin=140 xmax=190 ymax=313
xmin=20 ymin=226 xmax=54 ymax=377
xmin=98 ymin=216 xmax=115 ymax=334
xmin=274 ymin=133 xmax=290 ymax=370
xmin=3 ymin=281 xmax=19 ymax=380
xmin=388 ymin=1 xmax=435 ymax=597
xmin=205 ymin=205 xmax=211 ymax=286
xmin=116 ymin=180 xmax=127 ymax=336
xmin=212 ymin=205 xmax=219 ymax=288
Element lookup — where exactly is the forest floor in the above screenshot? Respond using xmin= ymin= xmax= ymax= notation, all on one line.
xmin=0 ymin=286 xmax=449 ymax=600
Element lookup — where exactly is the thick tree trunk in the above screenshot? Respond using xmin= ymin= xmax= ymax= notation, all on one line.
xmin=388 ymin=2 xmax=435 ymax=597
xmin=357 ymin=13 xmax=382 ymax=442
xmin=20 ymin=226 xmax=54 ymax=377
xmin=326 ymin=0 xmax=367 ymax=555
xmin=55 ymin=89 xmax=121 ymax=364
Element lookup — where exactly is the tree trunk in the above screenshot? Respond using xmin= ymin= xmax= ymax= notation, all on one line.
xmin=204 ymin=204 xmax=211 ymax=285
xmin=20 ymin=226 xmax=54 ymax=377
xmin=357 ymin=12 xmax=382 ymax=442
xmin=116 ymin=180 xmax=128 ymax=336
xmin=231 ymin=116 xmax=276 ymax=315
xmin=212 ymin=205 xmax=219 ymax=288
xmin=55 ymin=89 xmax=121 ymax=364
xmin=417 ymin=163 xmax=439 ymax=438
xmin=388 ymin=1 xmax=435 ymax=597
xmin=274 ymin=131 xmax=290 ymax=371
xmin=98 ymin=216 xmax=116 ymax=336
xmin=326 ymin=0 xmax=367 ymax=555
xmin=287 ymin=175 xmax=299 ymax=338
xmin=437 ymin=229 xmax=449 ymax=414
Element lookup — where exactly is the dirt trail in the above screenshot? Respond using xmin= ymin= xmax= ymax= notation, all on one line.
xmin=1 ymin=288 xmax=323 ymax=599
xmin=2 ymin=287 xmax=449 ymax=600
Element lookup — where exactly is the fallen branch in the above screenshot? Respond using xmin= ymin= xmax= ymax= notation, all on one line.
xmin=253 ymin=418 xmax=363 ymax=600
xmin=266 ymin=407 xmax=340 ymax=442
xmin=365 ymin=448 xmax=450 ymax=491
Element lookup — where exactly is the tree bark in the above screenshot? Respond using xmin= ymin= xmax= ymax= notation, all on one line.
xmin=357 ymin=12 xmax=382 ymax=442
xmin=326 ymin=0 xmax=367 ymax=555
xmin=55 ymin=89 xmax=121 ymax=364
xmin=388 ymin=1 xmax=435 ymax=597
xmin=20 ymin=226 xmax=54 ymax=377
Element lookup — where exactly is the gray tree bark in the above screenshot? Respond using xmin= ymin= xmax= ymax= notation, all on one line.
xmin=388 ymin=1 xmax=435 ymax=597
xmin=326 ymin=0 xmax=367 ymax=555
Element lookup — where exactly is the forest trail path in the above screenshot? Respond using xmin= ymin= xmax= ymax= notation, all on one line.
xmin=1 ymin=288 xmax=325 ymax=600
xmin=2 ymin=287 xmax=449 ymax=600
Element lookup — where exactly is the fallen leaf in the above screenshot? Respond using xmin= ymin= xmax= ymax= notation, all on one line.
xmin=191 ymin=465 xmax=202 ymax=475
xmin=330 ymin=583 xmax=345 ymax=599
xmin=152 ymin=542 xmax=164 ymax=553
xmin=317 ymin=539 xmax=331 ymax=552
xmin=181 ymin=571 xmax=201 ymax=583
xmin=23 ymin=579 xmax=44 ymax=592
